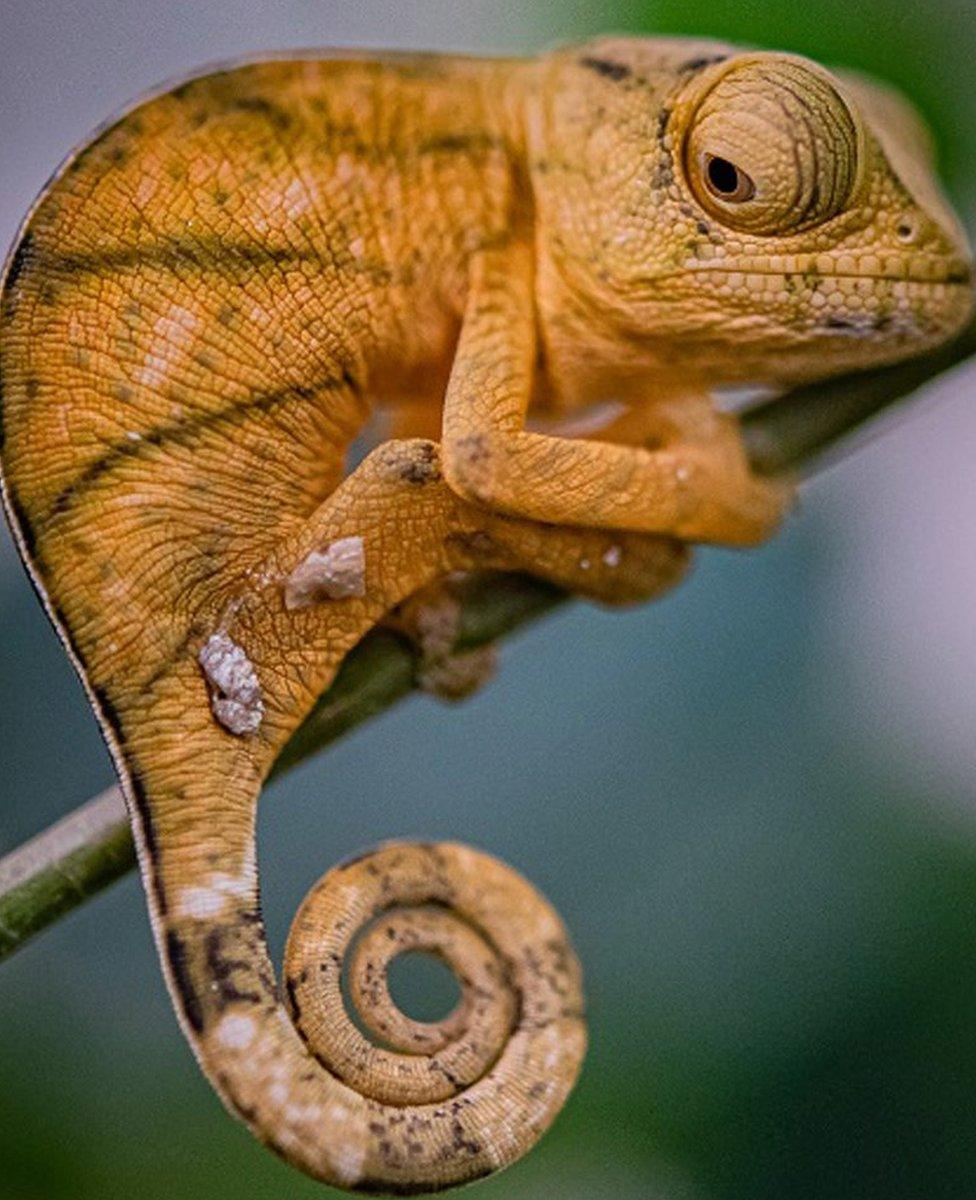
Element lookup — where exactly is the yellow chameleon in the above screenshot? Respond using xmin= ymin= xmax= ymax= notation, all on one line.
xmin=0 ymin=35 xmax=971 ymax=1194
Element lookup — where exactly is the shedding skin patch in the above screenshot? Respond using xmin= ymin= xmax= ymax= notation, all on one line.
xmin=198 ymin=631 xmax=264 ymax=735
xmin=284 ymin=536 xmax=367 ymax=609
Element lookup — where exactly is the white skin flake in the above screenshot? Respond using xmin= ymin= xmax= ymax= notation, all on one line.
xmin=325 ymin=1104 xmax=366 ymax=1186
xmin=198 ymin=631 xmax=264 ymax=735
xmin=215 ymin=1014 xmax=257 ymax=1051
xmin=284 ymin=536 xmax=366 ymax=609
xmin=175 ymin=872 xmax=253 ymax=919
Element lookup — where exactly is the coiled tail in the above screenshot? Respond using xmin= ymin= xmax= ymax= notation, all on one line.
xmin=158 ymin=823 xmax=585 ymax=1193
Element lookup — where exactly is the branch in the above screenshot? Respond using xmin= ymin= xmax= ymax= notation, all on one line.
xmin=2 ymin=323 xmax=975 ymax=960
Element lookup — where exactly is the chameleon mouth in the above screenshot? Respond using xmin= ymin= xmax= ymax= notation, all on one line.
xmin=679 ymin=255 xmax=973 ymax=287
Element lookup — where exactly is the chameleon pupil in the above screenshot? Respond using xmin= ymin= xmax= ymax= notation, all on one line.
xmin=707 ymin=155 xmax=741 ymax=196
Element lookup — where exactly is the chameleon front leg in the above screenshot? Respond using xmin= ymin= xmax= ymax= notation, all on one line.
xmin=130 ymin=437 xmax=686 ymax=1194
xmin=441 ymin=241 xmax=793 ymax=547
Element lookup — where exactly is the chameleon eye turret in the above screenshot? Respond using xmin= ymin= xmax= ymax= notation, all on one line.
xmin=682 ymin=57 xmax=861 ymax=235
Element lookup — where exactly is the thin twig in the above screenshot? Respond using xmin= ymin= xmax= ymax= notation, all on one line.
xmin=2 ymin=321 xmax=974 ymax=960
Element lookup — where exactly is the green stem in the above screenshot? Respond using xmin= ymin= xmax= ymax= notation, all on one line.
xmin=2 ymin=322 xmax=974 ymax=961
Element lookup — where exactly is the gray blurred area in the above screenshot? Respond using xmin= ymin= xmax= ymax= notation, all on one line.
xmin=4 ymin=4 xmax=976 ymax=1199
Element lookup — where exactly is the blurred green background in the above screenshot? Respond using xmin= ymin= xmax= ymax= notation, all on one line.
xmin=3 ymin=2 xmax=976 ymax=1198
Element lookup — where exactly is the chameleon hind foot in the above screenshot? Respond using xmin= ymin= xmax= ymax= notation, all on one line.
xmin=387 ymin=578 xmax=498 ymax=702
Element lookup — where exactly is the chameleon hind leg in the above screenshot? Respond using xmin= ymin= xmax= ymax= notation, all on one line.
xmin=385 ymin=516 xmax=690 ymax=700
xmin=125 ymin=437 xmax=686 ymax=1193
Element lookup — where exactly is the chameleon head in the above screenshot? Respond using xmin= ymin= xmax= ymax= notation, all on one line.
xmin=530 ymin=39 xmax=974 ymax=385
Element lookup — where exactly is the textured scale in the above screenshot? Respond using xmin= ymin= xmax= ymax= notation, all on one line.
xmin=1 ymin=37 xmax=972 ymax=1194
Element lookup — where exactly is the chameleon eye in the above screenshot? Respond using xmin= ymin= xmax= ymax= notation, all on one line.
xmin=683 ymin=56 xmax=861 ymax=235
xmin=703 ymin=154 xmax=755 ymax=202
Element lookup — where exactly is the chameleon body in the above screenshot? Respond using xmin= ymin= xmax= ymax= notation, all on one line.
xmin=0 ymin=36 xmax=971 ymax=1193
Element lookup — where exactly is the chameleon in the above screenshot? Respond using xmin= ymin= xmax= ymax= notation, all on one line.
xmin=0 ymin=33 xmax=972 ymax=1195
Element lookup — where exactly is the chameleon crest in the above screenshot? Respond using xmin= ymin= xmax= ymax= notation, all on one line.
xmin=0 ymin=36 xmax=971 ymax=1193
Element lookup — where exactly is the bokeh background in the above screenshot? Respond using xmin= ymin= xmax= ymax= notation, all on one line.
xmin=3 ymin=2 xmax=976 ymax=1197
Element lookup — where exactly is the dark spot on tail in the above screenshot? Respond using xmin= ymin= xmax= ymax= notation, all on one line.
xmin=579 ymin=56 xmax=632 ymax=82
xmin=166 ymin=930 xmax=205 ymax=1033
xmin=656 ymin=106 xmax=672 ymax=144
xmin=285 ymin=975 xmax=302 ymax=1020
xmin=204 ymin=926 xmax=262 ymax=1009
xmin=451 ymin=1117 xmax=482 ymax=1156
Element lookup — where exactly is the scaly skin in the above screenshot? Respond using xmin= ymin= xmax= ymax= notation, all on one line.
xmin=0 ymin=37 xmax=971 ymax=1194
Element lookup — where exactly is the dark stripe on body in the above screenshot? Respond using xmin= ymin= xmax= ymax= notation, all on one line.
xmin=4 ymin=232 xmax=36 ymax=292
xmin=42 ymin=238 xmax=328 ymax=282
xmin=228 ymin=95 xmax=293 ymax=130
xmin=47 ymin=369 xmax=356 ymax=521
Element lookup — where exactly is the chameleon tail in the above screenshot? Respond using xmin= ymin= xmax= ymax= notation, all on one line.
xmin=150 ymin=782 xmax=586 ymax=1193
xmin=118 ymin=498 xmax=588 ymax=1193
xmin=3 ymin=391 xmax=589 ymax=1190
